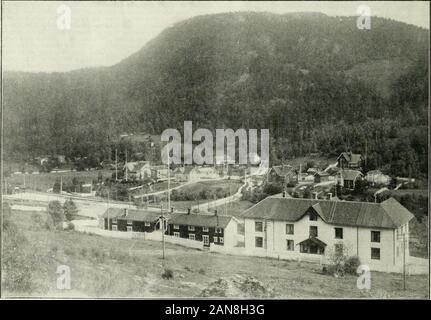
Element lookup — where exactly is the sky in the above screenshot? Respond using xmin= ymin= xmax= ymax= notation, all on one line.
xmin=2 ymin=1 xmax=429 ymax=72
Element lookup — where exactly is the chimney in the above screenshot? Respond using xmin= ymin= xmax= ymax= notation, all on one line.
xmin=327 ymin=193 xmax=332 ymax=200
xmin=214 ymin=209 xmax=218 ymax=217
xmin=124 ymin=208 xmax=128 ymax=216
xmin=282 ymin=191 xmax=286 ymax=198
xmin=187 ymin=208 xmax=191 ymax=215
xmin=171 ymin=207 xmax=174 ymax=213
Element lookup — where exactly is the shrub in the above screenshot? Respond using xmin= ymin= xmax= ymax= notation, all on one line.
xmin=344 ymin=256 xmax=361 ymax=275
xmin=63 ymin=199 xmax=78 ymax=221
xmin=47 ymin=200 xmax=65 ymax=229
xmin=198 ymin=268 xmax=206 ymax=275
xmin=65 ymin=222 xmax=75 ymax=231
xmin=162 ymin=268 xmax=174 ymax=280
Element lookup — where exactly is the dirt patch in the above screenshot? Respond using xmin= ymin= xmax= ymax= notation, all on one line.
xmin=200 ymin=274 xmax=275 ymax=298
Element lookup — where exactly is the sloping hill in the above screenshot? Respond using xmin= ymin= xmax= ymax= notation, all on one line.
xmin=3 ymin=12 xmax=429 ymax=176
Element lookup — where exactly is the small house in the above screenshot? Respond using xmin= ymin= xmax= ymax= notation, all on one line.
xmin=314 ymin=172 xmax=330 ymax=184
xmin=101 ymin=208 xmax=166 ymax=232
xmin=339 ymin=169 xmax=363 ymax=189
xmin=267 ymin=165 xmax=297 ymax=185
xmin=365 ymin=170 xmax=391 ymax=186
xmin=337 ymin=152 xmax=362 ymax=169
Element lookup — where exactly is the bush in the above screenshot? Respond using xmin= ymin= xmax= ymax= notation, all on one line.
xmin=47 ymin=200 xmax=65 ymax=229
xmin=198 ymin=268 xmax=206 ymax=275
xmin=65 ymin=222 xmax=75 ymax=231
xmin=162 ymin=268 xmax=174 ymax=280
xmin=63 ymin=199 xmax=78 ymax=221
xmin=344 ymin=256 xmax=361 ymax=275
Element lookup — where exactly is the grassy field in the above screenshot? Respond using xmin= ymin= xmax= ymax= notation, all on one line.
xmin=179 ymin=179 xmax=242 ymax=194
xmin=5 ymin=170 xmax=113 ymax=192
xmin=2 ymin=206 xmax=428 ymax=298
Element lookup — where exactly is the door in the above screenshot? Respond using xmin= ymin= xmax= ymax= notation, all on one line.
xmin=203 ymin=235 xmax=209 ymax=246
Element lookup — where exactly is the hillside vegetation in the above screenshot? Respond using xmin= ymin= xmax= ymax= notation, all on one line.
xmin=3 ymin=12 xmax=429 ymax=177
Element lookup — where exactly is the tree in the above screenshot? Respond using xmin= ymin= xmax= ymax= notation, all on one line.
xmin=63 ymin=199 xmax=78 ymax=221
xmin=47 ymin=200 xmax=65 ymax=229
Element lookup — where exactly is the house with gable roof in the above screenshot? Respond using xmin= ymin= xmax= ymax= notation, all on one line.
xmin=238 ymin=196 xmax=414 ymax=272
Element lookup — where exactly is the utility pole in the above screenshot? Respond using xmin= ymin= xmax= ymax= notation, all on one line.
xmin=403 ymin=232 xmax=406 ymax=291
xmin=115 ymin=149 xmax=118 ymax=181
xmin=161 ymin=204 xmax=165 ymax=259
xmin=125 ymin=149 xmax=128 ymax=182
xmin=167 ymin=153 xmax=171 ymax=212
xmin=107 ymin=190 xmax=110 ymax=230
xmin=60 ymin=176 xmax=63 ymax=194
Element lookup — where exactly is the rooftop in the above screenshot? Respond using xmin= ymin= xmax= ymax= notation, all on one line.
xmin=238 ymin=196 xmax=414 ymax=229
xmin=168 ymin=213 xmax=233 ymax=228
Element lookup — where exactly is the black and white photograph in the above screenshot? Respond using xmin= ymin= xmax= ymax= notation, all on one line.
xmin=0 ymin=1 xmax=429 ymax=302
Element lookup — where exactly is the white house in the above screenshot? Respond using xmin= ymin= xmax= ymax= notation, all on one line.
xmin=365 ymin=170 xmax=391 ymax=186
xmin=238 ymin=196 xmax=414 ymax=272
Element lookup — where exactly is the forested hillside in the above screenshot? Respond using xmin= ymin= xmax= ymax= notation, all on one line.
xmin=3 ymin=12 xmax=429 ymax=177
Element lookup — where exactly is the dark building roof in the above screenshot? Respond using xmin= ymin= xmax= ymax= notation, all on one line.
xmin=271 ymin=165 xmax=295 ymax=176
xmin=338 ymin=152 xmax=362 ymax=163
xmin=238 ymin=197 xmax=414 ymax=229
xmin=341 ymin=169 xmax=363 ymax=181
xmin=168 ymin=213 xmax=233 ymax=228
xmin=101 ymin=208 xmax=165 ymax=222
xmin=298 ymin=237 xmax=327 ymax=248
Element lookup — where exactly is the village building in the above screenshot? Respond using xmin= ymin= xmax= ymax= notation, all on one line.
xmin=267 ymin=165 xmax=297 ymax=185
xmin=365 ymin=170 xmax=391 ymax=186
xmin=189 ymin=166 xmax=220 ymax=181
xmin=124 ymin=161 xmax=152 ymax=180
xmin=238 ymin=196 xmax=414 ymax=272
xmin=173 ymin=166 xmax=194 ymax=182
xmin=167 ymin=211 xmax=240 ymax=247
xmin=314 ymin=171 xmax=330 ymax=183
xmin=337 ymin=152 xmax=362 ymax=169
xmin=151 ymin=165 xmax=171 ymax=181
xmin=101 ymin=208 xmax=166 ymax=232
xmin=338 ymin=169 xmax=363 ymax=189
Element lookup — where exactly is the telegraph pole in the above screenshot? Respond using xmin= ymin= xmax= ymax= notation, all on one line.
xmin=167 ymin=153 xmax=171 ymax=212
xmin=115 ymin=149 xmax=118 ymax=181
xmin=161 ymin=204 xmax=165 ymax=259
xmin=403 ymin=232 xmax=406 ymax=290
xmin=125 ymin=149 xmax=128 ymax=182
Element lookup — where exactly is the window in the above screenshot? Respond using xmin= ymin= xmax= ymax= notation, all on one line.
xmin=335 ymin=243 xmax=343 ymax=255
xmin=255 ymin=236 xmax=263 ymax=248
xmin=174 ymin=224 xmax=179 ymax=229
xmin=145 ymin=222 xmax=151 ymax=227
xmin=335 ymin=227 xmax=343 ymax=239
xmin=214 ymin=236 xmax=218 ymax=243
xmin=371 ymin=247 xmax=380 ymax=260
xmin=371 ymin=231 xmax=380 ymax=243
xmin=188 ymin=225 xmax=195 ymax=231
xmin=309 ymin=226 xmax=318 ymax=238
xmin=126 ymin=226 xmax=133 ymax=232
xmin=286 ymin=240 xmax=294 ymax=251
xmin=255 ymin=221 xmax=263 ymax=232
xmin=112 ymin=218 xmax=117 ymax=224
xmin=202 ymin=227 xmax=209 ymax=232
xmin=189 ymin=234 xmax=195 ymax=241
xmin=173 ymin=232 xmax=180 ymax=238
xmin=309 ymin=212 xmax=318 ymax=221
xmin=286 ymin=224 xmax=294 ymax=235
xmin=127 ymin=220 xmax=133 ymax=225
xmin=216 ymin=227 xmax=222 ymax=233
xmin=203 ymin=235 xmax=209 ymax=245
xmin=112 ymin=225 xmax=117 ymax=231
xmin=219 ymin=237 xmax=224 ymax=244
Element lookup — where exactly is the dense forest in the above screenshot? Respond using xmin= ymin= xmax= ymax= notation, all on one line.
xmin=3 ymin=12 xmax=429 ymax=177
